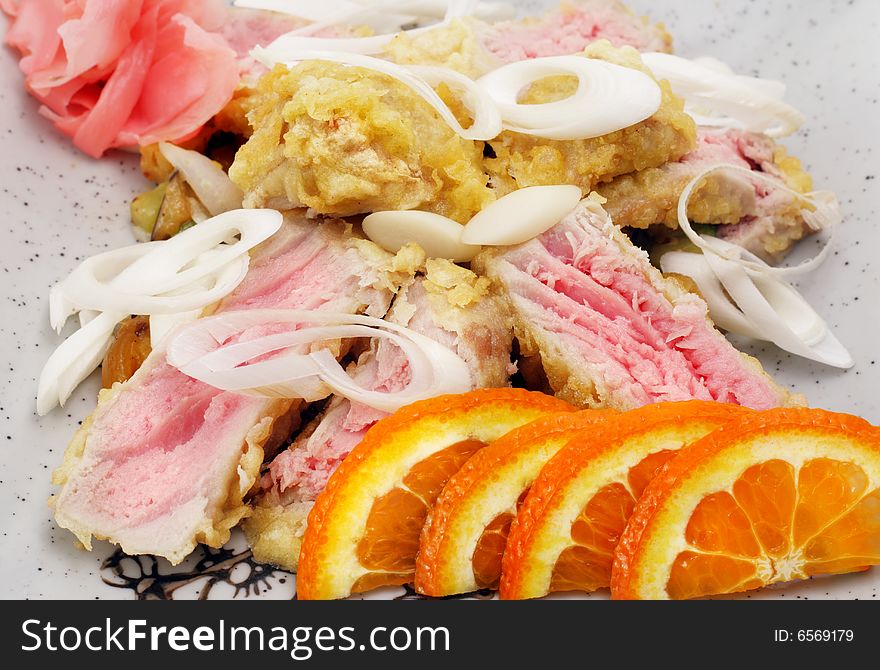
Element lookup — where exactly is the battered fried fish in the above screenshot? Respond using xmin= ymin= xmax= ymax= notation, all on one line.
xmin=229 ymin=61 xmax=493 ymax=222
xmin=484 ymin=41 xmax=697 ymax=195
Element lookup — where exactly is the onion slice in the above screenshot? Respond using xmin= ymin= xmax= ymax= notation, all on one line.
xmin=658 ymin=162 xmax=851 ymax=368
xmin=158 ymin=142 xmax=243 ymax=216
xmin=461 ymin=185 xmax=582 ymax=245
xmin=36 ymin=311 xmax=123 ymax=416
xmin=676 ymin=163 xmax=840 ymax=278
xmin=476 ymin=56 xmax=661 ymax=140
xmin=661 ymin=250 xmax=853 ymax=369
xmin=641 ymin=52 xmax=805 ymax=138
xmin=51 ymin=209 xmax=281 ymax=328
xmin=240 ymin=0 xmax=508 ymax=55
xmin=660 ymin=250 xmax=759 ymax=339
xmin=148 ymin=310 xmax=203 ymax=349
xmin=166 ymin=309 xmax=473 ymax=412
xmin=37 ymin=209 xmax=282 ymax=414
xmin=251 ymin=48 xmax=501 ymax=140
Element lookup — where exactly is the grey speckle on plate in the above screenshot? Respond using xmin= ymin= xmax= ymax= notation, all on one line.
xmin=0 ymin=0 xmax=878 ymax=600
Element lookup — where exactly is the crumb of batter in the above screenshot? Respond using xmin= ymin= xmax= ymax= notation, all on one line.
xmin=423 ymin=257 xmax=492 ymax=308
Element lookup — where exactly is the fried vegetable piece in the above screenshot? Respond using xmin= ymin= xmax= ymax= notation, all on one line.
xmin=229 ymin=62 xmax=493 ymax=222
xmin=149 ymin=173 xmax=202 ymax=241
xmin=101 ymin=316 xmax=152 ymax=389
xmin=139 ymin=86 xmax=257 ymax=184
xmin=484 ymin=40 xmax=696 ymax=195
xmin=130 ymin=183 xmax=167 ymax=238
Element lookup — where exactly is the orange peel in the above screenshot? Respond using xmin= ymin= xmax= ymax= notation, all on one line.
xmin=297 ymin=388 xmax=574 ymax=599
xmin=611 ymin=408 xmax=880 ymax=599
xmin=501 ymin=400 xmax=749 ymax=599
xmin=416 ymin=410 xmax=613 ymax=596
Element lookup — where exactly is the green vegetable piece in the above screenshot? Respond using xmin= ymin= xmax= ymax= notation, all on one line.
xmin=691 ymin=223 xmax=718 ymax=237
xmin=130 ymin=182 xmax=167 ymax=235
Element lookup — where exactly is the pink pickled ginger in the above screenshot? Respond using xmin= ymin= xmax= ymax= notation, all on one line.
xmin=3 ymin=0 xmax=243 ymax=157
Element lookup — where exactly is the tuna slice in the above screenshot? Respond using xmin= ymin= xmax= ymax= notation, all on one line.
xmin=472 ymin=199 xmax=801 ymax=412
xmin=596 ymin=129 xmax=815 ymax=262
xmin=51 ymin=212 xmax=406 ymax=564
xmin=384 ymin=0 xmax=672 ymax=78
xmin=481 ymin=0 xmax=673 ymax=62
xmin=243 ymin=259 xmax=514 ymax=570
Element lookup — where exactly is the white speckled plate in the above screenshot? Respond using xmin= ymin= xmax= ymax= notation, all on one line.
xmin=1 ymin=0 xmax=878 ymax=600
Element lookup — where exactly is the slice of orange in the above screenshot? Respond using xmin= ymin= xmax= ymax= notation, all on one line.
xmin=611 ymin=408 xmax=880 ymax=600
xmin=500 ymin=400 xmax=749 ymax=599
xmin=296 ymin=389 xmax=575 ymax=599
xmin=415 ymin=410 xmax=613 ymax=596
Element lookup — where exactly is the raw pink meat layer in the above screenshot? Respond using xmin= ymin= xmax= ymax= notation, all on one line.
xmin=482 ymin=0 xmax=671 ymax=63
xmin=263 ymin=273 xmax=513 ymax=504
xmin=52 ymin=215 xmax=396 ymax=562
xmin=482 ymin=202 xmax=789 ymax=410
xmin=265 ymin=335 xmax=406 ymax=502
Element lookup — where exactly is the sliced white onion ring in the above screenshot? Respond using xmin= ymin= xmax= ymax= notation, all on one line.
xmin=677 ymin=163 xmax=840 ymax=278
xmin=51 ymin=247 xmax=248 ymax=328
xmin=659 ymin=162 xmax=851 ymax=368
xmin=251 ymin=48 xmax=501 ymax=140
xmin=148 ymin=310 xmax=203 ymax=349
xmin=363 ymin=210 xmax=479 ymax=261
xmin=146 ymin=263 xmax=226 ymax=346
xmin=51 ymin=209 xmax=281 ymax=328
xmin=37 ymin=210 xmax=282 ymax=415
xmin=660 ymin=250 xmax=759 ymax=339
xmin=167 ymin=309 xmax=473 ymax=412
xmin=406 ymin=64 xmax=503 ymax=139
xmin=244 ymin=0 xmax=516 ymax=52
xmin=36 ymin=311 xmax=123 ymax=416
xmin=641 ymin=52 xmax=805 ymax=138
xmin=476 ymin=56 xmax=661 ymax=140
xmin=661 ymin=250 xmax=853 ymax=369
xmin=158 ymin=142 xmax=243 ymax=216
xmin=461 ymin=185 xmax=582 ymax=245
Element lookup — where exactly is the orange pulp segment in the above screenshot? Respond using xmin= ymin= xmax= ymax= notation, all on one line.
xmin=500 ymin=400 xmax=749 ymax=599
xmin=296 ymin=389 xmax=574 ymax=599
xmin=415 ymin=410 xmax=613 ymax=596
xmin=610 ymin=408 xmax=880 ymax=599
